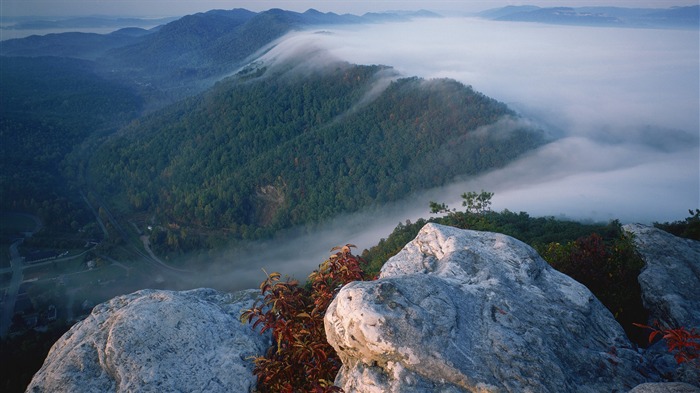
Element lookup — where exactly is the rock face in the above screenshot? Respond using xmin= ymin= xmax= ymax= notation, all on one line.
xmin=325 ymin=223 xmax=648 ymax=393
xmin=623 ymin=224 xmax=700 ymax=387
xmin=27 ymin=288 xmax=269 ymax=393
xmin=628 ymin=382 xmax=700 ymax=393
xmin=623 ymin=223 xmax=700 ymax=329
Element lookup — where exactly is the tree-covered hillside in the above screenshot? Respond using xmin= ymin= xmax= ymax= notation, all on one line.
xmin=2 ymin=7 xmax=543 ymax=253
xmin=96 ymin=8 xmax=425 ymax=98
xmin=0 ymin=56 xmax=143 ymax=229
xmin=89 ymin=62 xmax=545 ymax=247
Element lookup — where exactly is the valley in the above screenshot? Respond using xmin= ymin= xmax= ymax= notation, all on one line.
xmin=0 ymin=13 xmax=546 ymax=381
xmin=0 ymin=4 xmax=697 ymax=392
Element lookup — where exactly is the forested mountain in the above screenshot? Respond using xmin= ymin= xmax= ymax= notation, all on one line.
xmin=2 ymin=16 xmax=177 ymax=30
xmin=0 ymin=8 xmax=446 ymax=234
xmin=88 ymin=60 xmax=544 ymax=247
xmin=0 ymin=30 xmax=153 ymax=59
xmin=1 ymin=8 xmax=439 ymax=105
xmin=97 ymin=8 xmax=438 ymax=97
xmin=2 ymin=7 xmax=542 ymax=252
xmin=0 ymin=56 xmax=143 ymax=229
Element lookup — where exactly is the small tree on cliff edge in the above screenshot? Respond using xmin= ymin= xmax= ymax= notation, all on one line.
xmin=461 ymin=190 xmax=494 ymax=215
xmin=430 ymin=190 xmax=494 ymax=216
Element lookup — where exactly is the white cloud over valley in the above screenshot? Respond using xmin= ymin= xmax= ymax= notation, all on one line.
xmin=185 ymin=17 xmax=700 ymax=290
xmin=275 ymin=18 xmax=699 ymax=222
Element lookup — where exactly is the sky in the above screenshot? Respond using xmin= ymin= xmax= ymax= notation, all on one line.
xmin=2 ymin=0 xmax=699 ymax=18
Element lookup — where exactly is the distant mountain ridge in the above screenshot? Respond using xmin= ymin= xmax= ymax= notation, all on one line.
xmin=1 ymin=16 xmax=179 ymax=30
xmin=1 ymin=8 xmax=440 ymax=103
xmin=479 ymin=5 xmax=699 ymax=28
xmin=1 ymin=6 xmax=541 ymax=251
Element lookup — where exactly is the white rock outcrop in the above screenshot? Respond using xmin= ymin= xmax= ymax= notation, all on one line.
xmin=325 ymin=223 xmax=648 ymax=393
xmin=623 ymin=223 xmax=700 ymax=329
xmin=623 ymin=223 xmax=700 ymax=388
xmin=27 ymin=288 xmax=269 ymax=393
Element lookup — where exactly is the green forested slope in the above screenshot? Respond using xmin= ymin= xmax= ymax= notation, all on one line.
xmin=89 ymin=62 xmax=544 ymax=243
xmin=0 ymin=56 xmax=143 ymax=228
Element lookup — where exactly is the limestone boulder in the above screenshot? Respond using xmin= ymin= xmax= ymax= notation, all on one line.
xmin=623 ymin=223 xmax=700 ymax=329
xmin=325 ymin=223 xmax=648 ymax=392
xmin=623 ymin=224 xmax=700 ymax=387
xmin=27 ymin=288 xmax=269 ymax=393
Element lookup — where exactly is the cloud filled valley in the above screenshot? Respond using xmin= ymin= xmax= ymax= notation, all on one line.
xmin=153 ymin=16 xmax=699 ymax=291
xmin=280 ymin=17 xmax=699 ymax=220
xmin=2 ymin=9 xmax=699 ymax=297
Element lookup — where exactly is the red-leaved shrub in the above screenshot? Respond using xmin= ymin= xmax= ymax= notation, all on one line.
xmin=634 ymin=321 xmax=700 ymax=365
xmin=241 ymin=245 xmax=372 ymax=392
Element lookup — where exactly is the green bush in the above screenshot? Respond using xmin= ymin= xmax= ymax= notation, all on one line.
xmin=539 ymin=227 xmax=648 ymax=345
xmin=654 ymin=209 xmax=700 ymax=241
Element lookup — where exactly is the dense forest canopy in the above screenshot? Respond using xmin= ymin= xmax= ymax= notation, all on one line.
xmin=88 ymin=61 xmax=545 ymax=246
xmin=1 ymin=8 xmax=545 ymax=245
xmin=0 ymin=56 xmax=143 ymax=229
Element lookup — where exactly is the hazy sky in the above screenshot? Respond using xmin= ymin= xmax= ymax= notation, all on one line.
xmin=2 ymin=0 xmax=698 ymax=18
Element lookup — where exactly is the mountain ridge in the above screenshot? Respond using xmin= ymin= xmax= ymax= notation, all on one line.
xmin=479 ymin=5 xmax=700 ymax=28
xmin=87 ymin=59 xmax=545 ymax=247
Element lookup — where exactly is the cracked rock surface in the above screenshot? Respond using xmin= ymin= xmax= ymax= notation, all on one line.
xmin=27 ymin=288 xmax=269 ymax=393
xmin=325 ymin=223 xmax=648 ymax=393
xmin=623 ymin=223 xmax=700 ymax=329
xmin=623 ymin=224 xmax=700 ymax=387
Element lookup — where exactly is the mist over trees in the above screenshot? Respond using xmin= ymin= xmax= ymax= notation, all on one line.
xmin=88 ymin=62 xmax=544 ymax=249
xmin=1 ymin=8 xmax=547 ymax=250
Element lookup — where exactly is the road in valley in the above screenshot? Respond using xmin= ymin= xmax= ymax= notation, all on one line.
xmin=0 ymin=214 xmax=41 ymax=338
xmin=0 ymin=193 xmax=191 ymax=337
xmin=86 ymin=191 xmax=190 ymax=274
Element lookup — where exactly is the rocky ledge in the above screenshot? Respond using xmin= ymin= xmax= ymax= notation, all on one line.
xmin=623 ymin=223 xmax=700 ymax=386
xmin=324 ymin=223 xmax=649 ymax=392
xmin=26 ymin=288 xmax=270 ymax=393
xmin=27 ymin=223 xmax=700 ymax=392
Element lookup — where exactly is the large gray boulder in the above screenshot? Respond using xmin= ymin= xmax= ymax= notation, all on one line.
xmin=623 ymin=224 xmax=700 ymax=388
xmin=325 ymin=223 xmax=648 ymax=393
xmin=623 ymin=223 xmax=700 ymax=329
xmin=27 ymin=288 xmax=269 ymax=393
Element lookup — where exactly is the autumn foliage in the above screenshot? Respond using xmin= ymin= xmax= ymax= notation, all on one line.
xmin=241 ymin=245 xmax=372 ymax=392
xmin=633 ymin=321 xmax=700 ymax=365
xmin=539 ymin=229 xmax=648 ymax=344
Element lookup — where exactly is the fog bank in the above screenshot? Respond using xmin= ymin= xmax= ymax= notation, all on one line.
xmin=294 ymin=18 xmax=699 ymax=221
xmin=180 ymin=17 xmax=699 ymax=291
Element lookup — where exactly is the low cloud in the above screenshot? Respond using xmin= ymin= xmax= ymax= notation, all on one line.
xmin=174 ymin=17 xmax=699 ymax=291
xmin=292 ymin=17 xmax=699 ymax=222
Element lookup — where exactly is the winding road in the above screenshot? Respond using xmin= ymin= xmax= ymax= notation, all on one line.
xmin=0 ymin=193 xmax=190 ymax=338
xmin=0 ymin=213 xmax=41 ymax=338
